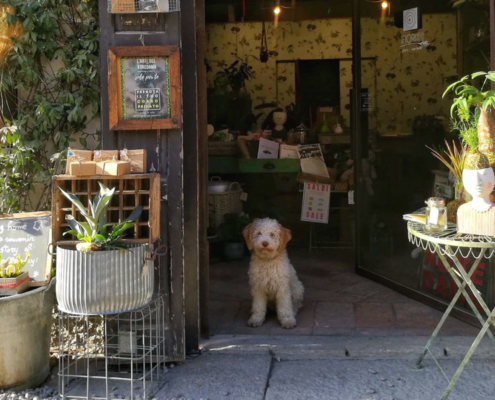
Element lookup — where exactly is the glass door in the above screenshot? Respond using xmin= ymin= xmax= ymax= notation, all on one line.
xmin=353 ymin=1 xmax=493 ymax=312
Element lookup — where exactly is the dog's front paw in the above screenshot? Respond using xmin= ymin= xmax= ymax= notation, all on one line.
xmin=280 ymin=317 xmax=297 ymax=329
xmin=248 ymin=315 xmax=265 ymax=327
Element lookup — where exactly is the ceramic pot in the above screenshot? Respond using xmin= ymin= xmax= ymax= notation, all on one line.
xmin=223 ymin=242 xmax=245 ymax=262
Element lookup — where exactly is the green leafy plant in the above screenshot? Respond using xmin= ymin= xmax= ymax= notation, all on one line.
xmin=442 ymin=71 xmax=495 ymax=152
xmin=0 ymin=0 xmax=100 ymax=214
xmin=218 ymin=213 xmax=251 ymax=243
xmin=0 ymin=251 xmax=30 ymax=278
xmin=443 ymin=71 xmax=495 ymax=117
xmin=214 ymin=59 xmax=255 ymax=96
xmin=60 ymin=182 xmax=142 ymax=253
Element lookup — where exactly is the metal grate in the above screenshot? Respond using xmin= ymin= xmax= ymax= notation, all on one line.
xmin=58 ymin=297 xmax=167 ymax=400
xmin=108 ymin=0 xmax=179 ymax=13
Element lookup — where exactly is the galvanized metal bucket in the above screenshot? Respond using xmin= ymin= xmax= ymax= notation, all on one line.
xmin=56 ymin=244 xmax=154 ymax=315
xmin=0 ymin=279 xmax=55 ymax=390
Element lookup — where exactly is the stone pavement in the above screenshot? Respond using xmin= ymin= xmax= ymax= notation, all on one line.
xmin=154 ymin=335 xmax=495 ymax=400
xmin=3 ymin=334 xmax=495 ymax=400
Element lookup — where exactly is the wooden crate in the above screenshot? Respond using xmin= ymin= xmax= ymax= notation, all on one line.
xmin=52 ymin=174 xmax=160 ymax=247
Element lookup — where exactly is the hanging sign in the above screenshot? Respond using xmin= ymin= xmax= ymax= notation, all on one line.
xmin=108 ymin=46 xmax=182 ymax=131
xmin=301 ymin=183 xmax=331 ymax=224
xmin=400 ymin=7 xmax=428 ymax=53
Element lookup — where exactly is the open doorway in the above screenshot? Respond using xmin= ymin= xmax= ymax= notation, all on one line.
xmin=203 ymin=0 xmax=490 ymax=336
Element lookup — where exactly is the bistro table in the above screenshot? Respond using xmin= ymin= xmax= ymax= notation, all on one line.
xmin=407 ymin=221 xmax=495 ymax=400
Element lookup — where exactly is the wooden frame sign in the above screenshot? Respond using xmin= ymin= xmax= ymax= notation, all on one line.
xmin=108 ymin=46 xmax=182 ymax=130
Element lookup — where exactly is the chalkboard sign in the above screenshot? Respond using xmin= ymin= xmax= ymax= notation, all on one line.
xmin=121 ymin=56 xmax=171 ymax=120
xmin=0 ymin=212 xmax=52 ymax=286
xmin=108 ymin=46 xmax=182 ymax=131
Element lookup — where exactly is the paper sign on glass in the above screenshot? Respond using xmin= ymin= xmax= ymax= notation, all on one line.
xmin=301 ymin=183 xmax=331 ymax=224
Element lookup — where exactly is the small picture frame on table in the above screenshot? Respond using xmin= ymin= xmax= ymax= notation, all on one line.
xmin=107 ymin=46 xmax=182 ymax=130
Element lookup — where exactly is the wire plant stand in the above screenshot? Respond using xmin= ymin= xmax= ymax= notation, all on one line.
xmin=408 ymin=221 xmax=495 ymax=400
xmin=58 ymin=297 xmax=166 ymax=400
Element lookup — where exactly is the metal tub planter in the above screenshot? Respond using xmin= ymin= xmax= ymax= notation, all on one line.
xmin=56 ymin=244 xmax=154 ymax=315
xmin=0 ymin=280 xmax=55 ymax=390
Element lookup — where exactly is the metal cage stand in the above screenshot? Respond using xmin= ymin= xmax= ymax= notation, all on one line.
xmin=58 ymin=297 xmax=167 ymax=400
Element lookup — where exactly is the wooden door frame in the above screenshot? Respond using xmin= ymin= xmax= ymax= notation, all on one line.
xmin=98 ymin=0 xmax=208 ymax=359
xmin=181 ymin=0 xmax=209 ymax=353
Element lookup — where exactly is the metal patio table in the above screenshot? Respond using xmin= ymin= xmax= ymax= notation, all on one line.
xmin=408 ymin=221 xmax=495 ymax=400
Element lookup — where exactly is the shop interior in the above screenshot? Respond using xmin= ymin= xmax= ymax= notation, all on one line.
xmin=204 ymin=0 xmax=492 ymax=335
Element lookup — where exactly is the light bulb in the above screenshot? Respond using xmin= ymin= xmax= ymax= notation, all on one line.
xmin=274 ymin=6 xmax=281 ymax=15
xmin=381 ymin=1 xmax=389 ymax=9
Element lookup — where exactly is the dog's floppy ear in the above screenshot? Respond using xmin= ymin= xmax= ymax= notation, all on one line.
xmin=243 ymin=222 xmax=255 ymax=250
xmin=278 ymin=227 xmax=292 ymax=252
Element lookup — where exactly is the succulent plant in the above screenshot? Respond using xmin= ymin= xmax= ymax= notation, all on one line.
xmin=0 ymin=252 xmax=30 ymax=278
xmin=60 ymin=182 xmax=142 ymax=253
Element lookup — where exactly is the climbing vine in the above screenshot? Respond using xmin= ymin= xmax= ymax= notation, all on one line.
xmin=0 ymin=0 xmax=100 ymax=213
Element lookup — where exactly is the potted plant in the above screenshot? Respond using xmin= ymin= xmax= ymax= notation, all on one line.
xmin=0 ymin=252 xmax=30 ymax=296
xmin=218 ymin=213 xmax=251 ymax=261
xmin=56 ymin=182 xmax=154 ymax=315
xmin=428 ymin=141 xmax=468 ymax=222
xmin=443 ymin=71 xmax=495 ymax=156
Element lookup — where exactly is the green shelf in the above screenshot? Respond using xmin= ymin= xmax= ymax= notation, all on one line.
xmin=238 ymin=159 xmax=301 ymax=173
xmin=208 ymin=156 xmax=301 ymax=174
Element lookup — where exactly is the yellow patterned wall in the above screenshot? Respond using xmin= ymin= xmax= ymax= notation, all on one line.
xmin=206 ymin=15 xmax=457 ymax=134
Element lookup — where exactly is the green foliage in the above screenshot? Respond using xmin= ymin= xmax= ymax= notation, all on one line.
xmin=442 ymin=71 xmax=495 ymax=152
xmin=214 ymin=59 xmax=255 ymax=96
xmin=0 ymin=0 xmax=100 ymax=214
xmin=61 ymin=182 xmax=142 ymax=253
xmin=0 ymin=251 xmax=30 ymax=278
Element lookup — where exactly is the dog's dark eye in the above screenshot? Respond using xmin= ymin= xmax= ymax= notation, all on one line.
xmin=270 ymin=233 xmax=275 ymax=238
xmin=257 ymin=232 xmax=262 ymax=236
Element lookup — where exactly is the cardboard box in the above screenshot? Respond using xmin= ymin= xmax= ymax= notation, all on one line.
xmin=111 ymin=0 xmax=136 ymax=12
xmin=66 ymin=149 xmax=92 ymax=174
xmin=94 ymin=150 xmax=119 ymax=162
xmin=120 ymin=149 xmax=147 ymax=173
xmin=69 ymin=161 xmax=97 ymax=176
xmin=96 ymin=160 xmax=131 ymax=176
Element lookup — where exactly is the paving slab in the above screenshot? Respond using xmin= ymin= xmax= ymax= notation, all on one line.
xmin=265 ymin=357 xmax=495 ymax=400
xmin=155 ymin=353 xmax=272 ymax=400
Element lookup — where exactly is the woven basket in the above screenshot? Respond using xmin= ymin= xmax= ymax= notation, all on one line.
xmin=209 ymin=182 xmax=243 ymax=229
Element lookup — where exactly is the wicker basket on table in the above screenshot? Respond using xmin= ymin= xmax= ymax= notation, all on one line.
xmin=209 ymin=182 xmax=243 ymax=229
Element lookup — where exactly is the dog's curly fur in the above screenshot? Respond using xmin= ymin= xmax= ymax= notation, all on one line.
xmin=243 ymin=218 xmax=304 ymax=329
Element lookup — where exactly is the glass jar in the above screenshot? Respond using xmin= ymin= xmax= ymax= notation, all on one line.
xmin=425 ymin=197 xmax=447 ymax=233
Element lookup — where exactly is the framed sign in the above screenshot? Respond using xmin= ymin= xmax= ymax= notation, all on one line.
xmin=108 ymin=46 xmax=182 ymax=130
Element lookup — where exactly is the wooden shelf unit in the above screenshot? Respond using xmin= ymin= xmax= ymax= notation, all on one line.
xmin=52 ymin=174 xmax=161 ymax=247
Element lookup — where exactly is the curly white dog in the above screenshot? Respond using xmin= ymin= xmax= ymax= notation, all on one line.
xmin=243 ymin=218 xmax=304 ymax=329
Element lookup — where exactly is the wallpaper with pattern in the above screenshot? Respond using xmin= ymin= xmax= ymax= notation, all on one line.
xmin=206 ymin=15 xmax=457 ymax=134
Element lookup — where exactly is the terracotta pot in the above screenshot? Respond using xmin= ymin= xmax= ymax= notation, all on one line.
xmin=478 ymin=107 xmax=495 ymax=153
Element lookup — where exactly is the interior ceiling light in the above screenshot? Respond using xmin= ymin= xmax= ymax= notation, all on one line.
xmin=381 ymin=1 xmax=389 ymax=9
xmin=274 ymin=6 xmax=281 ymax=15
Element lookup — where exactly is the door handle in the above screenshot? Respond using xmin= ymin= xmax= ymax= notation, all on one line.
xmin=263 ymin=162 xmax=276 ymax=170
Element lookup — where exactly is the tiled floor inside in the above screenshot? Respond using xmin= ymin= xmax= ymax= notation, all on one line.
xmin=209 ymin=249 xmax=478 ymax=336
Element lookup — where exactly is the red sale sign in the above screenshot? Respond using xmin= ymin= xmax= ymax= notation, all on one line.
xmin=301 ymin=183 xmax=331 ymax=224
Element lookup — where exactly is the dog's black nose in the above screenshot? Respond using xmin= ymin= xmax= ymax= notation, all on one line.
xmin=262 ymin=241 xmax=269 ymax=247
